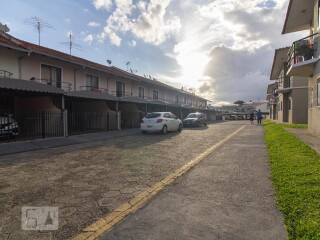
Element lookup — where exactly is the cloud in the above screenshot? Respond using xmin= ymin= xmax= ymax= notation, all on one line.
xmin=88 ymin=22 xmax=101 ymax=27
xmin=104 ymin=27 xmax=122 ymax=46
xmin=92 ymin=0 xmax=112 ymax=9
xmin=128 ymin=40 xmax=136 ymax=47
xmin=84 ymin=34 xmax=94 ymax=45
xmin=200 ymin=45 xmax=273 ymax=102
xmin=94 ymin=0 xmax=181 ymax=46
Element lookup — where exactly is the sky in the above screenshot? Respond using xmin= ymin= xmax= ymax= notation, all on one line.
xmin=0 ymin=0 xmax=307 ymax=105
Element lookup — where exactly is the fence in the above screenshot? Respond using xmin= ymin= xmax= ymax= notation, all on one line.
xmin=121 ymin=112 xmax=145 ymax=129
xmin=0 ymin=110 xmax=64 ymax=143
xmin=68 ymin=111 xmax=118 ymax=135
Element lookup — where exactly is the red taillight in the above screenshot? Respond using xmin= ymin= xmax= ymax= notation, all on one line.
xmin=156 ymin=119 xmax=163 ymax=123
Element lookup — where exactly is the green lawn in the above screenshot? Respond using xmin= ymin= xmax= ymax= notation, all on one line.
xmin=263 ymin=120 xmax=320 ymax=239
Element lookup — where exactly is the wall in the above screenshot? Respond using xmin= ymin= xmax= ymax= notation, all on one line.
xmin=0 ymin=48 xmax=22 ymax=78
xmin=292 ymin=88 xmax=308 ymax=124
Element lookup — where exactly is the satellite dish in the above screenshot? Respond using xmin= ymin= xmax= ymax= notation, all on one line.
xmin=107 ymin=59 xmax=112 ymax=66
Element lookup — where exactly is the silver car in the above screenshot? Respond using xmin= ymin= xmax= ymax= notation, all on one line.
xmin=0 ymin=114 xmax=20 ymax=137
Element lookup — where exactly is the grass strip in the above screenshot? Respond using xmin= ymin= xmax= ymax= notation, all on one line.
xmin=263 ymin=120 xmax=320 ymax=239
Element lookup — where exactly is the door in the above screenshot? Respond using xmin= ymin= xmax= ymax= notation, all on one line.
xmin=116 ymin=81 xmax=125 ymax=97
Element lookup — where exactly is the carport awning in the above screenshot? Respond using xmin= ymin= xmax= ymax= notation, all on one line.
xmin=147 ymin=99 xmax=168 ymax=106
xmin=65 ymin=90 xmax=118 ymax=101
xmin=119 ymin=96 xmax=148 ymax=104
xmin=0 ymin=77 xmax=64 ymax=94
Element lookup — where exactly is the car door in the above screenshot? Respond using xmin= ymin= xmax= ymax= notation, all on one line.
xmin=170 ymin=113 xmax=179 ymax=129
xmin=163 ymin=113 xmax=173 ymax=130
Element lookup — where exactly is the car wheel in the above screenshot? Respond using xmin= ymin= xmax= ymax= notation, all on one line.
xmin=196 ymin=121 xmax=200 ymax=127
xmin=178 ymin=123 xmax=182 ymax=132
xmin=162 ymin=125 xmax=167 ymax=134
xmin=204 ymin=122 xmax=207 ymax=126
xmin=141 ymin=130 xmax=147 ymax=134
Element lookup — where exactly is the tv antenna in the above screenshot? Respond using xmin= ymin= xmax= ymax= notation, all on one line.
xmin=107 ymin=59 xmax=112 ymax=66
xmin=58 ymin=32 xmax=84 ymax=56
xmin=125 ymin=61 xmax=130 ymax=71
xmin=24 ymin=17 xmax=54 ymax=46
xmin=130 ymin=68 xmax=137 ymax=74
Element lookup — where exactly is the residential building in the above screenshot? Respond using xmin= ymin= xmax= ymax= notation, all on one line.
xmin=282 ymin=0 xmax=320 ymax=134
xmin=0 ymin=30 xmax=217 ymax=142
xmin=267 ymin=83 xmax=277 ymax=120
xmin=269 ymin=47 xmax=308 ymax=124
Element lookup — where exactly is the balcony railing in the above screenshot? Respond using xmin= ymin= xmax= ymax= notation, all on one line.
xmin=0 ymin=70 xmax=13 ymax=78
xmin=31 ymin=78 xmax=72 ymax=92
xmin=111 ymin=91 xmax=132 ymax=97
xmin=288 ymin=33 xmax=318 ymax=69
xmin=80 ymin=86 xmax=108 ymax=93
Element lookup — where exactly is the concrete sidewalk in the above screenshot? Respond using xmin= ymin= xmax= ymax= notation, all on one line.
xmin=0 ymin=129 xmax=140 ymax=156
xmin=101 ymin=125 xmax=287 ymax=240
xmin=286 ymin=128 xmax=320 ymax=155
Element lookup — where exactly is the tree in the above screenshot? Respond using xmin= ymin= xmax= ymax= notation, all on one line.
xmin=234 ymin=100 xmax=245 ymax=107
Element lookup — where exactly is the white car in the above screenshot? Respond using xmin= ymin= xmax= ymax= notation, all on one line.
xmin=141 ymin=112 xmax=182 ymax=134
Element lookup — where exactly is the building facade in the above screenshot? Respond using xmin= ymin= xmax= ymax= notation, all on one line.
xmin=269 ymin=47 xmax=308 ymax=124
xmin=0 ymin=30 xmax=218 ymax=142
xmin=282 ymin=0 xmax=320 ymax=133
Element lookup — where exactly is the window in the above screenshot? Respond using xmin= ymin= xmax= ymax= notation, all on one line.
xmin=163 ymin=113 xmax=170 ymax=118
xmin=289 ymin=76 xmax=293 ymax=88
xmin=153 ymin=90 xmax=158 ymax=100
xmin=41 ymin=64 xmax=62 ymax=88
xmin=170 ymin=113 xmax=178 ymax=119
xmin=280 ymin=101 xmax=283 ymax=111
xmin=138 ymin=87 xmax=144 ymax=99
xmin=174 ymin=95 xmax=178 ymax=103
xmin=317 ymin=80 xmax=320 ymax=106
xmin=85 ymin=74 xmax=99 ymax=90
xmin=116 ymin=81 xmax=125 ymax=97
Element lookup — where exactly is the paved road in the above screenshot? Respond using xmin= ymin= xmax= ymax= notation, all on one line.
xmin=0 ymin=121 xmax=244 ymax=239
xmin=102 ymin=124 xmax=287 ymax=240
xmin=0 ymin=121 xmax=287 ymax=239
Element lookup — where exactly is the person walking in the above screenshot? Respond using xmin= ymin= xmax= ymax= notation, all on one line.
xmin=249 ymin=111 xmax=254 ymax=125
xmin=257 ymin=109 xmax=263 ymax=125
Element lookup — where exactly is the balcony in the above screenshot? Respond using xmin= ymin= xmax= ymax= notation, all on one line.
xmin=32 ymin=79 xmax=72 ymax=92
xmin=111 ymin=91 xmax=132 ymax=97
xmin=287 ymin=33 xmax=319 ymax=77
xmin=0 ymin=70 xmax=13 ymax=78
xmin=80 ymin=86 xmax=108 ymax=93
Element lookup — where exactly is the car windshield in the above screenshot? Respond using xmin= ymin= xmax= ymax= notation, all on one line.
xmin=145 ymin=113 xmax=161 ymax=118
xmin=187 ymin=114 xmax=199 ymax=118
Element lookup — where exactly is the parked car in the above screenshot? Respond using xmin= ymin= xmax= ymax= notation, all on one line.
xmin=183 ymin=112 xmax=207 ymax=127
xmin=141 ymin=112 xmax=182 ymax=134
xmin=237 ymin=115 xmax=245 ymax=120
xmin=0 ymin=113 xmax=20 ymax=137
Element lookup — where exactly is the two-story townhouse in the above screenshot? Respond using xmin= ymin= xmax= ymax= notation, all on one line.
xmin=270 ymin=47 xmax=308 ymax=124
xmin=266 ymin=83 xmax=277 ymax=120
xmin=282 ymin=0 xmax=320 ymax=134
xmin=0 ymin=30 xmax=214 ymax=141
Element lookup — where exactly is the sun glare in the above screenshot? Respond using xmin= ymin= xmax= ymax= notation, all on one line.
xmin=174 ymin=36 xmax=210 ymax=89
xmin=176 ymin=52 xmax=210 ymax=88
